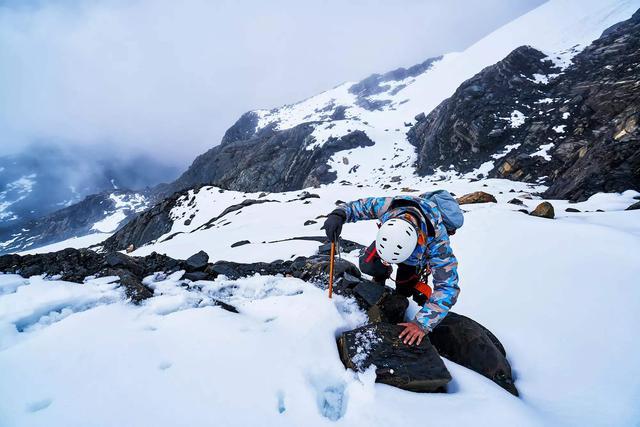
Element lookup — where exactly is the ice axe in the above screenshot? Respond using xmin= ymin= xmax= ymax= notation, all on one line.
xmin=328 ymin=240 xmax=335 ymax=299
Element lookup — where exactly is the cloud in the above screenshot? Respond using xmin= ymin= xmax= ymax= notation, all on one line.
xmin=0 ymin=0 xmax=544 ymax=166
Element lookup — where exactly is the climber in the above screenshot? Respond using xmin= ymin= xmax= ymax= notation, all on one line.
xmin=322 ymin=191 xmax=462 ymax=346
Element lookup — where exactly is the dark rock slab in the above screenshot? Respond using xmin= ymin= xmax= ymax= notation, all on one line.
xmin=185 ymin=250 xmax=209 ymax=271
xmin=430 ymin=312 xmax=517 ymax=395
xmin=338 ymin=323 xmax=451 ymax=392
xmin=230 ymin=240 xmax=251 ymax=248
xmin=508 ymin=198 xmax=524 ymax=206
xmin=565 ymin=207 xmax=581 ymax=213
xmin=367 ymin=294 xmax=409 ymax=324
xmin=353 ymin=281 xmax=390 ymax=307
xmin=626 ymin=201 xmax=640 ymax=211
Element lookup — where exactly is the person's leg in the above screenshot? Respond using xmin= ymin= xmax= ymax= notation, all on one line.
xmin=359 ymin=241 xmax=392 ymax=283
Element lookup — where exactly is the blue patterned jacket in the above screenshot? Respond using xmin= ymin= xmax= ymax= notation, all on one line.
xmin=338 ymin=195 xmax=460 ymax=332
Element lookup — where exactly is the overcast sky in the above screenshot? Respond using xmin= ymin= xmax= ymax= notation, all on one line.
xmin=0 ymin=0 xmax=545 ymax=167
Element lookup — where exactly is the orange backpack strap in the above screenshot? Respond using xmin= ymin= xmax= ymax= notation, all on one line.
xmin=414 ymin=280 xmax=432 ymax=299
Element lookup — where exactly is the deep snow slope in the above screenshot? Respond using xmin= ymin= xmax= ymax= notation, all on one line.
xmin=1 ymin=178 xmax=639 ymax=427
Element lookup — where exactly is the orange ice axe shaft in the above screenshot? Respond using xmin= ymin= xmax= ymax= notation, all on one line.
xmin=328 ymin=241 xmax=336 ymax=299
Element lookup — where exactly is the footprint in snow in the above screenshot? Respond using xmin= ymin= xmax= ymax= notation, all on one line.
xmin=276 ymin=390 xmax=286 ymax=414
xmin=26 ymin=398 xmax=52 ymax=413
xmin=158 ymin=361 xmax=173 ymax=370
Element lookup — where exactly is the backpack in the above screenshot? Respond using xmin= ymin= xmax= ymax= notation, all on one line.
xmin=420 ymin=190 xmax=464 ymax=231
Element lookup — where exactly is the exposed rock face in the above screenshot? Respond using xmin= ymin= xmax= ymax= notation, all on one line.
xmin=349 ymin=56 xmax=441 ymax=111
xmin=430 ymin=312 xmax=518 ymax=395
xmin=0 ymin=190 xmax=148 ymax=255
xmin=530 ymin=201 xmax=555 ymax=219
xmin=338 ymin=323 xmax=452 ymax=392
xmin=408 ymin=46 xmax=560 ymax=176
xmin=101 ymin=189 xmax=187 ymax=252
xmin=159 ymin=124 xmax=375 ymax=196
xmin=456 ymin=191 xmax=498 ymax=204
xmin=408 ymin=10 xmax=640 ymax=201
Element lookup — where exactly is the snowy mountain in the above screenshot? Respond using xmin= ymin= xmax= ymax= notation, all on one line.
xmin=0 ymin=190 xmax=148 ymax=255
xmin=1 ymin=1 xmax=640 ymax=426
xmin=160 ymin=0 xmax=639 ymax=200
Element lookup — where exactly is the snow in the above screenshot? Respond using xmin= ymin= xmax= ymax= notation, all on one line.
xmin=552 ymin=124 xmax=566 ymax=133
xmin=91 ymin=210 xmax=127 ymax=233
xmin=17 ymin=233 xmax=112 ymax=255
xmin=509 ymin=110 xmax=526 ymax=128
xmin=1 ymin=183 xmax=640 ymax=426
xmin=491 ymin=143 xmax=522 ymax=160
xmin=531 ymin=143 xmax=555 ymax=160
xmin=562 ymin=112 xmax=571 ymax=119
xmin=90 ymin=192 xmax=147 ymax=233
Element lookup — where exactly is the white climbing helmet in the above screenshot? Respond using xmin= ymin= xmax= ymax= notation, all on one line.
xmin=375 ymin=218 xmax=418 ymax=264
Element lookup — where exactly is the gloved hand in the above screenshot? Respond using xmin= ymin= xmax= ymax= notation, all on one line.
xmin=321 ymin=209 xmax=346 ymax=242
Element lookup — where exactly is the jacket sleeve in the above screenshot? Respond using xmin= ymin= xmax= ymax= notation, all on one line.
xmin=414 ymin=229 xmax=459 ymax=333
xmin=338 ymin=197 xmax=394 ymax=223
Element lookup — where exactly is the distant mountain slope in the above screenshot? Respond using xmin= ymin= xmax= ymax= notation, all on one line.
xmin=0 ymin=191 xmax=148 ymax=255
xmin=408 ymin=9 xmax=640 ymax=201
xmin=0 ymin=144 xmax=178 ymax=231
xmin=159 ymin=0 xmax=638 ymax=197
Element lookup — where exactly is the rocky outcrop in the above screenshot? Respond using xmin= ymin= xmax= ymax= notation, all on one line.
xmin=408 ymin=10 xmax=640 ymax=201
xmin=101 ymin=189 xmax=187 ymax=252
xmin=0 ymin=190 xmax=148 ymax=256
xmin=159 ymin=124 xmax=375 ymax=196
xmin=349 ymin=56 xmax=441 ymax=111
xmin=407 ymin=46 xmax=560 ymax=176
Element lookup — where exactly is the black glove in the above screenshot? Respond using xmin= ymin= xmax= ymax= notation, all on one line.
xmin=321 ymin=209 xmax=346 ymax=242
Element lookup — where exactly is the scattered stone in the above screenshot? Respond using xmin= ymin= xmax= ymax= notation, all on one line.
xmin=230 ymin=240 xmax=251 ymax=248
xmin=126 ymin=244 xmax=135 ymax=253
xmin=518 ymin=209 xmax=529 ymax=214
xmin=338 ymin=323 xmax=451 ymax=392
xmin=430 ymin=312 xmax=518 ymax=395
xmin=507 ymin=198 xmax=524 ymax=206
xmin=626 ymin=201 xmax=640 ymax=210
xmin=530 ymin=202 xmax=555 ymax=219
xmin=185 ymin=250 xmax=209 ymax=271
xmin=565 ymin=207 xmax=581 ymax=212
xmin=304 ymin=220 xmax=317 ymax=226
xmin=456 ymin=191 xmax=497 ymax=205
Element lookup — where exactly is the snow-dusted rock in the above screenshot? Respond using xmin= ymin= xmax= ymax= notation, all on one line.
xmin=338 ymin=322 xmax=452 ymax=392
